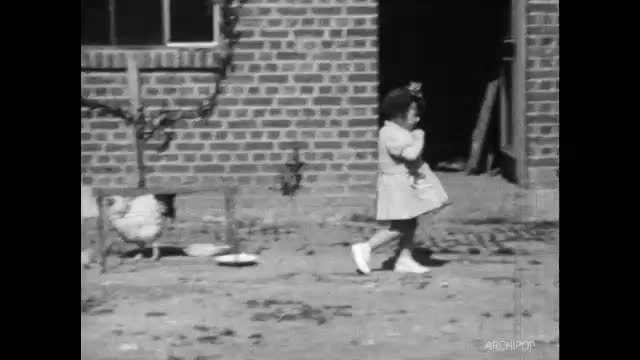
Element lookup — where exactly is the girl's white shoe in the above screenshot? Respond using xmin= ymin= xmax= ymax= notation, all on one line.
xmin=351 ymin=243 xmax=372 ymax=275
xmin=394 ymin=256 xmax=431 ymax=274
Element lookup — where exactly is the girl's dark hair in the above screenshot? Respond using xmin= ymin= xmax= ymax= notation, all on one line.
xmin=379 ymin=87 xmax=425 ymax=122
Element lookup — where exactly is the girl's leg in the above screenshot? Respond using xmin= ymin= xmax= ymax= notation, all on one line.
xmin=351 ymin=226 xmax=402 ymax=274
xmin=392 ymin=219 xmax=430 ymax=274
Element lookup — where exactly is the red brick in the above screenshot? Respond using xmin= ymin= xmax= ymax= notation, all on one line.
xmin=528 ymin=26 xmax=559 ymax=36
xmin=89 ymin=165 xmax=123 ymax=174
xmin=312 ymin=7 xmax=341 ymax=15
xmin=349 ymin=96 xmax=377 ymax=105
xmin=96 ymin=155 xmax=110 ymax=164
xmin=253 ymin=153 xmax=267 ymax=162
xmin=277 ymin=7 xmax=308 ymax=16
xmin=314 ymin=96 xmax=342 ymax=106
xmin=155 ymin=75 xmax=186 ymax=85
xmin=90 ymin=121 xmax=120 ymax=130
xmin=259 ymin=75 xmax=289 ymax=84
xmin=199 ymin=154 xmax=213 ymax=162
xmin=348 ymin=74 xmax=377 ymax=82
xmin=527 ymin=114 xmax=559 ymax=124
xmin=247 ymin=64 xmax=262 ymax=73
xmin=105 ymin=144 xmax=133 ymax=152
xmin=228 ymin=120 xmax=258 ymax=129
xmin=279 ymin=141 xmax=309 ymax=150
xmin=159 ymin=165 xmax=190 ymax=173
xmin=297 ymin=120 xmax=326 ymax=128
xmin=348 ymin=141 xmax=377 ymax=149
xmin=346 ymin=6 xmax=376 ymax=15
xmin=236 ymin=41 xmax=265 ymax=50
xmin=313 ymin=52 xmax=342 ymax=61
xmin=234 ymin=52 xmax=256 ymax=62
xmin=243 ymin=98 xmax=273 ymax=107
xmin=528 ymin=158 xmax=558 ymax=167
xmin=526 ymin=69 xmax=559 ymax=79
xmin=210 ymin=143 xmax=240 ymax=151
xmin=300 ymin=86 xmax=315 ymax=95
xmin=315 ymin=141 xmax=343 ymax=150
xmin=182 ymin=154 xmax=197 ymax=163
xmin=174 ymin=143 xmax=204 ymax=151
xmin=233 ymin=109 xmax=249 ymax=119
xmin=194 ymin=165 xmax=225 ymax=173
xmin=232 ymin=132 xmax=248 ymax=140
xmin=229 ymin=164 xmax=258 ymax=173
xmin=347 ymin=29 xmax=377 ymax=37
xmin=277 ymin=98 xmax=308 ymax=106
xmin=245 ymin=142 xmax=274 ymax=151
xmin=527 ymin=3 xmax=559 ymax=13
xmin=294 ymin=30 xmax=325 ymax=38
xmin=527 ymin=91 xmax=559 ymax=102
xmin=174 ymin=99 xmax=206 ymax=108
xmin=347 ymin=51 xmax=377 ymax=60
xmin=348 ymin=163 xmax=377 ymax=171
xmin=193 ymin=120 xmax=223 ymax=129
xmin=318 ymin=152 xmax=335 ymax=161
xmin=218 ymin=154 xmax=231 ymax=162
xmin=276 ymin=52 xmax=306 ymax=61
xmin=348 ymin=118 xmax=377 ymax=127
xmin=306 ymin=163 xmax=328 ymax=172
xmin=179 ymin=132 xmax=196 ymax=141
xmin=294 ymin=74 xmax=324 ymax=83
xmin=263 ymin=120 xmax=292 ymax=128
xmin=261 ymin=164 xmax=281 ymax=173
xmin=260 ymin=30 xmax=289 ymax=38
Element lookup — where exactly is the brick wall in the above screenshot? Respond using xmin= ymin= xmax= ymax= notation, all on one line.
xmin=525 ymin=0 xmax=559 ymax=189
xmin=81 ymin=0 xmax=379 ymax=206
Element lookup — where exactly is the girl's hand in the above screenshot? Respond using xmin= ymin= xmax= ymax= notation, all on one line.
xmin=411 ymin=129 xmax=425 ymax=139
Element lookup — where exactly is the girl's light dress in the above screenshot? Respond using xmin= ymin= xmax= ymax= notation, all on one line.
xmin=376 ymin=121 xmax=449 ymax=220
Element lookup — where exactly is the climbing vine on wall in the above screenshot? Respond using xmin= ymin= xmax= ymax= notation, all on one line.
xmin=80 ymin=0 xmax=249 ymax=188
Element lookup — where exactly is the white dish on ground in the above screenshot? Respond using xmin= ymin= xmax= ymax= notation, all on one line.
xmin=215 ymin=253 xmax=259 ymax=266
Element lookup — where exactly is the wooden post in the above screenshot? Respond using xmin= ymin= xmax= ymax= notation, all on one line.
xmin=96 ymin=194 xmax=109 ymax=274
xmin=224 ymin=185 xmax=239 ymax=254
xmin=466 ymin=79 xmax=499 ymax=175
xmin=125 ymin=53 xmax=146 ymax=189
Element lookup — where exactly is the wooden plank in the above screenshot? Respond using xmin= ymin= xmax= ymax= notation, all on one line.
xmin=96 ymin=196 xmax=108 ymax=274
xmin=125 ymin=53 xmax=141 ymax=114
xmin=512 ymin=0 xmax=528 ymax=186
xmin=125 ymin=53 xmax=147 ymax=188
xmin=224 ymin=186 xmax=240 ymax=253
xmin=466 ymin=79 xmax=499 ymax=174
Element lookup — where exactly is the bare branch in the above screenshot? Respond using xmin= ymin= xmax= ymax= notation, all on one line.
xmin=81 ymin=97 xmax=131 ymax=122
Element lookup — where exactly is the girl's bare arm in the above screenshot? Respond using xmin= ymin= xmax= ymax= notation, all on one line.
xmin=400 ymin=129 xmax=425 ymax=161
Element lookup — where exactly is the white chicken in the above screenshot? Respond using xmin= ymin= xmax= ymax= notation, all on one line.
xmin=106 ymin=194 xmax=165 ymax=263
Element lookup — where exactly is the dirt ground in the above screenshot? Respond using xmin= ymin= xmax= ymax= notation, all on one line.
xmin=82 ymin=173 xmax=558 ymax=360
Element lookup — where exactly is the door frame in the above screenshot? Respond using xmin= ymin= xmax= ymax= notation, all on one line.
xmin=512 ymin=0 xmax=528 ymax=187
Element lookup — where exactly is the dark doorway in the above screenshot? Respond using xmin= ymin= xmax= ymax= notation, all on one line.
xmin=379 ymin=0 xmax=511 ymax=174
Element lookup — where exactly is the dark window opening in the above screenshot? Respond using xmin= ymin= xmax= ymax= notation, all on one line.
xmin=170 ymin=0 xmax=215 ymax=43
xmin=115 ymin=0 xmax=163 ymax=45
xmin=81 ymin=0 xmax=110 ymax=45
xmin=81 ymin=0 xmax=217 ymax=46
xmin=379 ymin=0 xmax=514 ymax=181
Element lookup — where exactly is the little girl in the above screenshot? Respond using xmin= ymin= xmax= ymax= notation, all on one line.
xmin=351 ymin=85 xmax=449 ymax=274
